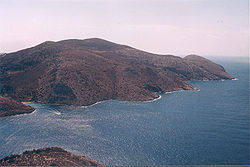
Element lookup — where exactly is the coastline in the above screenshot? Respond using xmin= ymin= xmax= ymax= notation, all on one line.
xmin=22 ymin=102 xmax=33 ymax=104
xmin=20 ymin=89 xmax=200 ymax=110
xmin=165 ymin=89 xmax=185 ymax=94
xmin=9 ymin=109 xmax=37 ymax=118
xmin=80 ymin=100 xmax=107 ymax=108
xmin=190 ymin=78 xmax=237 ymax=82
xmin=15 ymin=78 xmax=237 ymax=111
xmin=0 ymin=97 xmax=36 ymax=118
xmin=143 ymin=94 xmax=162 ymax=103
xmin=0 ymin=109 xmax=36 ymax=118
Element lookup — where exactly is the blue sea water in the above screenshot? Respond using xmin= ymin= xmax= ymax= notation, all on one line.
xmin=0 ymin=57 xmax=249 ymax=165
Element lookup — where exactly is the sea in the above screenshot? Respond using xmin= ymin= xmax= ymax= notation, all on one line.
xmin=0 ymin=57 xmax=249 ymax=165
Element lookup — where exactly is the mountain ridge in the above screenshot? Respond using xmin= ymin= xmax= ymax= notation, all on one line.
xmin=0 ymin=38 xmax=233 ymax=106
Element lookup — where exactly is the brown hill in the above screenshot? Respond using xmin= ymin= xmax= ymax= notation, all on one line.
xmin=0 ymin=38 xmax=233 ymax=106
xmin=183 ymin=54 xmax=232 ymax=80
xmin=0 ymin=96 xmax=35 ymax=117
xmin=0 ymin=147 xmax=103 ymax=166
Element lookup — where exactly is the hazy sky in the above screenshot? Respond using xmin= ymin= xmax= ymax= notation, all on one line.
xmin=0 ymin=0 xmax=249 ymax=57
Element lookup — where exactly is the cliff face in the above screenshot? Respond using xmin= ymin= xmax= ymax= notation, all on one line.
xmin=0 ymin=147 xmax=103 ymax=166
xmin=0 ymin=96 xmax=35 ymax=117
xmin=0 ymin=38 xmax=233 ymax=106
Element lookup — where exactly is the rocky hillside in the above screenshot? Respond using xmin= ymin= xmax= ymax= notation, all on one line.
xmin=0 ymin=96 xmax=35 ymax=117
xmin=0 ymin=38 xmax=233 ymax=106
xmin=0 ymin=147 xmax=103 ymax=166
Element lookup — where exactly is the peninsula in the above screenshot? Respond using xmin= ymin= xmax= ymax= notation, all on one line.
xmin=0 ymin=38 xmax=233 ymax=106
xmin=0 ymin=96 xmax=35 ymax=117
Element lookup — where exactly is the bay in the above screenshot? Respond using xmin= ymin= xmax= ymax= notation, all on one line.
xmin=0 ymin=57 xmax=249 ymax=165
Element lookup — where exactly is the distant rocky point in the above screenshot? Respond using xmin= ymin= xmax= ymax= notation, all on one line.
xmin=0 ymin=147 xmax=103 ymax=166
xmin=0 ymin=96 xmax=35 ymax=117
xmin=0 ymin=53 xmax=7 ymax=57
xmin=0 ymin=38 xmax=233 ymax=106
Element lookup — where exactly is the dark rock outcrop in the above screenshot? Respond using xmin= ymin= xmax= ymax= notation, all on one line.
xmin=0 ymin=147 xmax=103 ymax=166
xmin=0 ymin=38 xmax=233 ymax=106
xmin=0 ymin=96 xmax=35 ymax=117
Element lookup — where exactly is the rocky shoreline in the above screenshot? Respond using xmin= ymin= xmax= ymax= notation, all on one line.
xmin=0 ymin=147 xmax=103 ymax=166
xmin=0 ymin=96 xmax=35 ymax=117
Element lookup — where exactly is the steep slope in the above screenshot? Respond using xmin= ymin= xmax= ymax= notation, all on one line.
xmin=0 ymin=96 xmax=35 ymax=117
xmin=0 ymin=38 xmax=233 ymax=106
xmin=0 ymin=147 xmax=103 ymax=166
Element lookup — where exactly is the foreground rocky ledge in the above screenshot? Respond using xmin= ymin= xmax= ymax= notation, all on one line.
xmin=0 ymin=147 xmax=103 ymax=166
xmin=0 ymin=96 xmax=35 ymax=117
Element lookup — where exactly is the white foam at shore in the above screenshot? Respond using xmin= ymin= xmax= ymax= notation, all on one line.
xmin=166 ymin=88 xmax=201 ymax=93
xmin=143 ymin=94 xmax=162 ymax=103
xmin=165 ymin=90 xmax=184 ymax=94
xmin=80 ymin=100 xmax=106 ymax=108
xmin=22 ymin=102 xmax=33 ymax=104
xmin=7 ymin=102 xmax=37 ymax=117
xmin=232 ymin=78 xmax=239 ymax=81
xmin=7 ymin=109 xmax=37 ymax=118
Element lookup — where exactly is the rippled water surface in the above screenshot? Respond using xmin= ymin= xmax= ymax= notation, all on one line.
xmin=0 ymin=58 xmax=249 ymax=165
